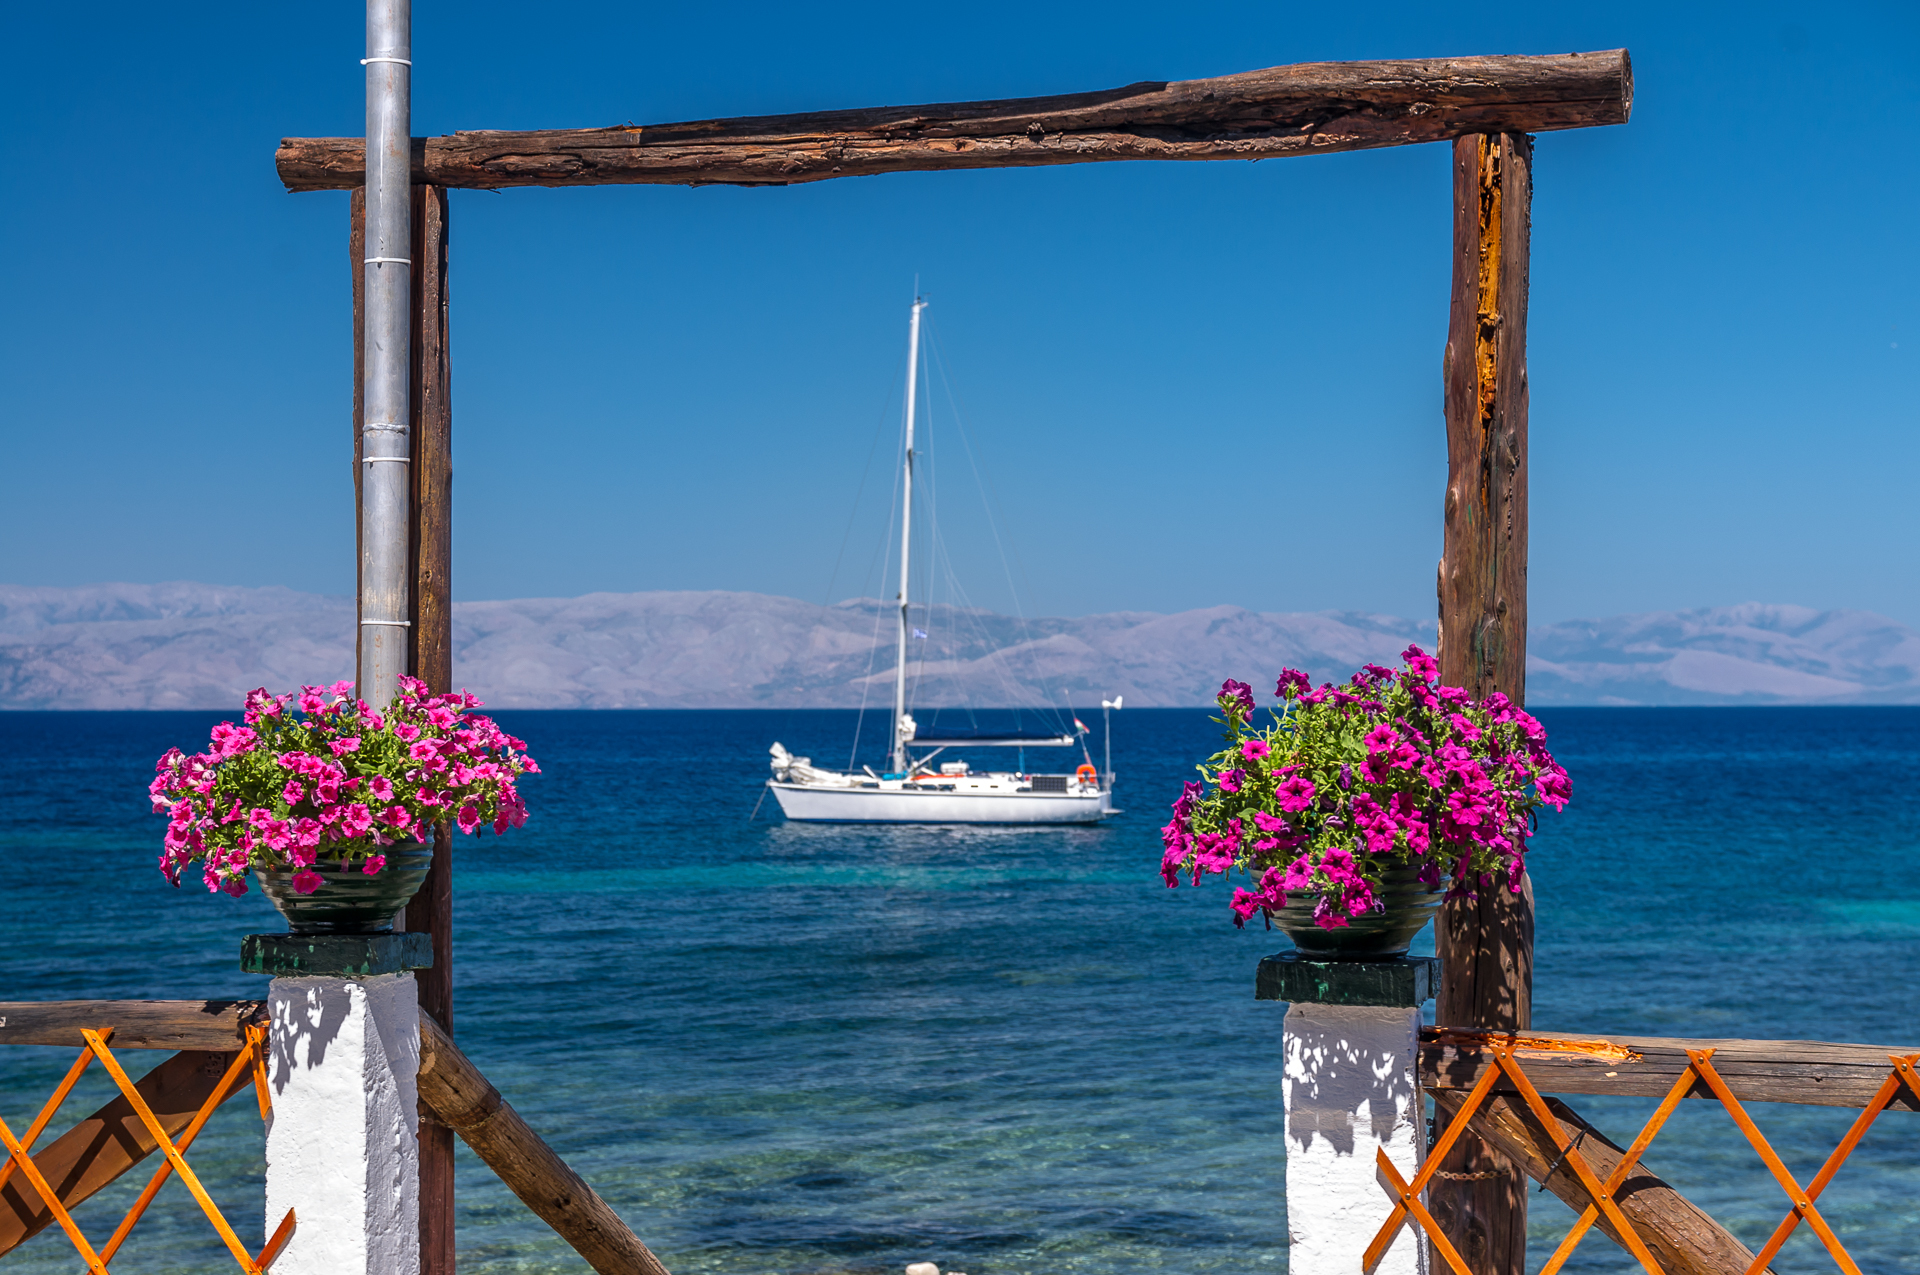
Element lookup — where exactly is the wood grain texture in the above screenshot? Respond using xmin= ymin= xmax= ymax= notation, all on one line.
xmin=1422 ymin=1030 xmax=1920 ymax=1111
xmin=407 ymin=183 xmax=453 ymax=705
xmin=1438 ymin=132 xmax=1531 ymax=701
xmin=1430 ymin=130 xmax=1535 ymax=1275
xmin=1432 ymin=1089 xmax=1771 ymax=1275
xmin=417 ymin=1016 xmax=671 ymax=1275
xmin=276 ymin=51 xmax=1630 ymax=191
xmin=351 ymin=187 xmax=366 ymax=690
xmin=0 ymin=1050 xmax=245 ymax=1255
xmin=0 ymin=1001 xmax=264 ymax=1052
xmin=401 ymin=182 xmax=456 ymax=1275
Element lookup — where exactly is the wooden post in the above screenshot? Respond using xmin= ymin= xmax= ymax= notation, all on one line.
xmin=1432 ymin=129 xmax=1533 ymax=1274
xmin=350 ymin=189 xmax=365 ymax=689
xmin=402 ymin=182 xmax=455 ymax=1275
xmin=358 ymin=183 xmax=456 ymax=1275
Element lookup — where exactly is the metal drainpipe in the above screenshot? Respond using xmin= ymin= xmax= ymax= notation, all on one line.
xmin=360 ymin=0 xmax=412 ymax=713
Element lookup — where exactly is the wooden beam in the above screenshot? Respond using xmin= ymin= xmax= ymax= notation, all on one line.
xmin=1433 ymin=1089 xmax=1773 ymax=1275
xmin=0 ymin=1001 xmax=263 ymax=1052
xmin=403 ymin=180 xmax=457 ymax=1275
xmin=417 ymin=1016 xmax=671 ymax=1275
xmin=1422 ymin=1029 xmax=1920 ymax=1111
xmin=275 ymin=50 xmax=1631 ymax=192
xmin=1431 ymin=129 xmax=1534 ymax=1275
xmin=0 ymin=1050 xmax=247 ymax=1255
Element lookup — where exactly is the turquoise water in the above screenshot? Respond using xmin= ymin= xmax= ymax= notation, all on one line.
xmin=2 ymin=707 xmax=1917 ymax=1273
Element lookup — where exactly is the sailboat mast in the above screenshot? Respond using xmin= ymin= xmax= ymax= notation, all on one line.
xmin=892 ymin=297 xmax=927 ymax=774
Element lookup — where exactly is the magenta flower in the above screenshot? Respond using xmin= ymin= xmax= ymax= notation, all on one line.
xmin=1311 ymin=896 xmax=1349 ymax=930
xmin=1217 ymin=679 xmax=1256 ymax=719
xmin=1275 ymin=669 xmax=1310 ymax=699
xmin=1218 ymin=768 xmax=1246 ymax=794
xmin=361 ymin=855 xmax=387 ymax=876
xmin=291 ymin=869 xmax=324 ymax=895
xmin=1241 ymin=739 xmax=1271 ymax=762
xmin=1276 ymin=775 xmax=1315 ymax=813
xmin=1400 ymin=645 xmax=1440 ymax=683
xmin=340 ymin=804 xmax=375 ymax=837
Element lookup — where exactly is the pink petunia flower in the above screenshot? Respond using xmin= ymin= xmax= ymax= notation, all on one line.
xmin=1276 ymin=775 xmax=1315 ymax=813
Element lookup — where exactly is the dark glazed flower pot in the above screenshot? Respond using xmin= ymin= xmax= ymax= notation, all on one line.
xmin=1271 ymin=864 xmax=1445 ymax=960
xmin=254 ymin=847 xmax=433 ymax=934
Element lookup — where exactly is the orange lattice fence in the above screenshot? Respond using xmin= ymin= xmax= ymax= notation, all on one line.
xmin=0 ymin=1025 xmax=293 ymax=1273
xmin=1368 ymin=1034 xmax=1920 ymax=1275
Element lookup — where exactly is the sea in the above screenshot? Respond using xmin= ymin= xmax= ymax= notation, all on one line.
xmin=2 ymin=707 xmax=1917 ymax=1274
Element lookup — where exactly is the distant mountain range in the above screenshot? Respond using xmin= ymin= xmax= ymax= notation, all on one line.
xmin=2 ymin=582 xmax=1917 ymax=710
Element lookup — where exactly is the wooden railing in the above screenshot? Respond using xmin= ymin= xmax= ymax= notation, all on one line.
xmin=0 ymin=1001 xmax=667 ymax=1275
xmin=1381 ymin=1028 xmax=1920 ymax=1275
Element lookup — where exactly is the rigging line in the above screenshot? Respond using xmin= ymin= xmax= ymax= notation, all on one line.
xmin=923 ymin=325 xmax=1051 ymax=694
xmin=924 ymin=324 xmax=1072 ymax=733
xmin=849 ymin=429 xmax=907 ymax=771
xmin=819 ymin=357 xmax=909 ymax=612
xmin=779 ymin=343 xmax=905 ymax=767
xmin=929 ymin=417 xmax=1045 ymax=728
xmin=936 ymin=549 xmax=1029 ymax=717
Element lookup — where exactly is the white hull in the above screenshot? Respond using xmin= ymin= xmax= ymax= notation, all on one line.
xmin=769 ymin=781 xmax=1113 ymax=824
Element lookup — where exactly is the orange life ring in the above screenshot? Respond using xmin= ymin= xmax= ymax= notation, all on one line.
xmin=1075 ymin=764 xmax=1099 ymax=784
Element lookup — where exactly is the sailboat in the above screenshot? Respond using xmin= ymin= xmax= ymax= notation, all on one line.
xmin=766 ymin=298 xmax=1118 ymax=824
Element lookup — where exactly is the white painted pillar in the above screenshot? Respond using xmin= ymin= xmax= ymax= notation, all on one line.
xmin=265 ymin=973 xmax=421 ymax=1275
xmin=1283 ymin=1002 xmax=1427 ymax=1275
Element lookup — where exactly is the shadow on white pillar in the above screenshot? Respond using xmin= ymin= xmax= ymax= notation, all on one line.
xmin=266 ymin=972 xmax=421 ymax=1275
xmin=1284 ymin=1002 xmax=1427 ymax=1275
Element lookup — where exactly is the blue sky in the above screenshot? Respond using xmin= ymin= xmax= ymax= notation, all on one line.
xmin=3 ymin=1 xmax=1915 ymax=626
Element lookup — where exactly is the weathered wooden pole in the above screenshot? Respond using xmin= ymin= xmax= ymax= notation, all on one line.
xmin=417 ymin=1017 xmax=671 ymax=1275
xmin=402 ymin=179 xmax=456 ymax=1275
xmin=1431 ymin=129 xmax=1534 ymax=1273
xmin=351 ymin=177 xmax=456 ymax=1275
